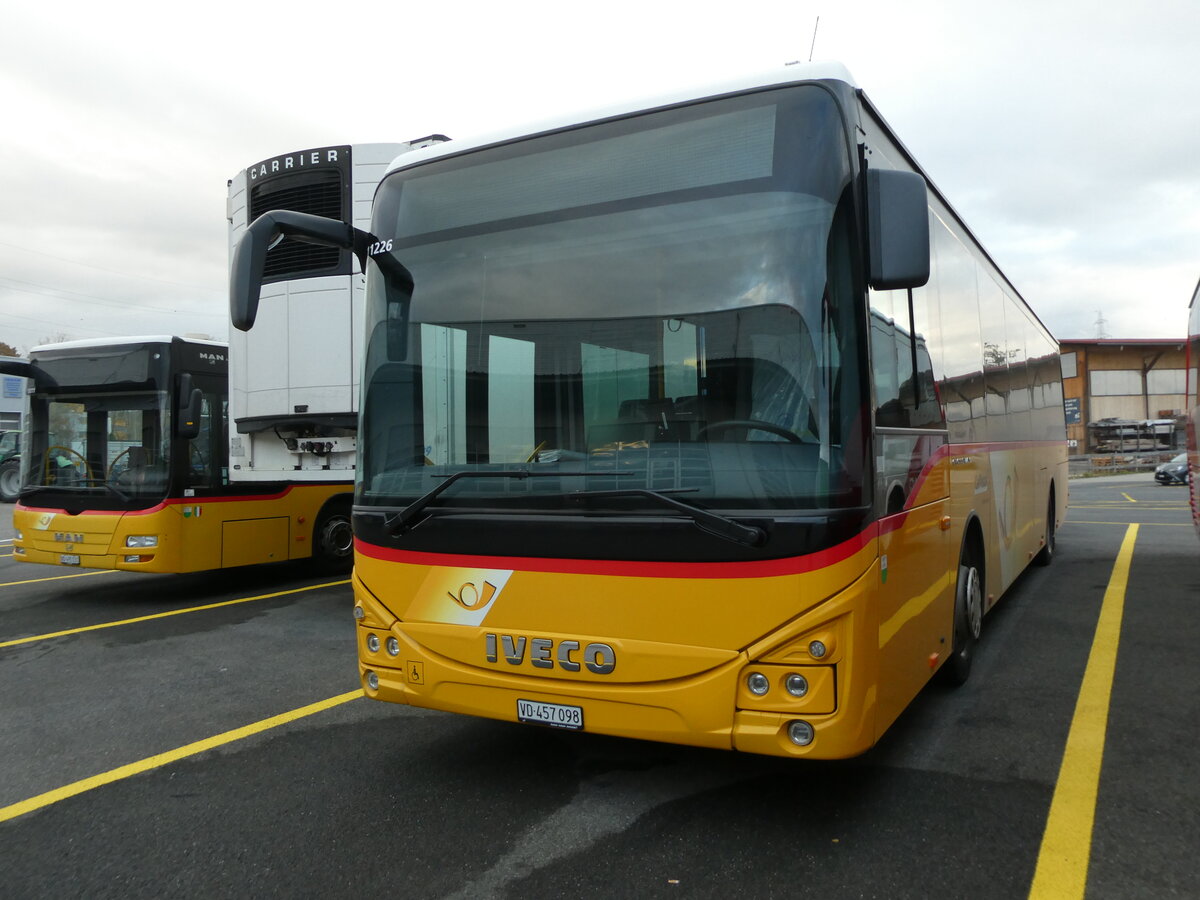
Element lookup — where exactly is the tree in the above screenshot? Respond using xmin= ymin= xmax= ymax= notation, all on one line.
xmin=0 ymin=340 xmax=18 ymax=357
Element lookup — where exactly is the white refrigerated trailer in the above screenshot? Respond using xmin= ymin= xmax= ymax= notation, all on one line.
xmin=226 ymin=139 xmax=447 ymax=565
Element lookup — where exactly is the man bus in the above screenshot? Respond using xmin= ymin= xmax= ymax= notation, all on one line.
xmin=6 ymin=336 xmax=351 ymax=572
xmin=231 ymin=62 xmax=1068 ymax=758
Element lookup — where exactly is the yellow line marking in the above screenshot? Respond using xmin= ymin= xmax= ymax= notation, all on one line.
xmin=0 ymin=690 xmax=363 ymax=823
xmin=1070 ymin=505 xmax=1184 ymax=510
xmin=1120 ymin=493 xmax=1136 ymax=503
xmin=0 ymin=579 xmax=351 ymax=648
xmin=1066 ymin=520 xmax=1190 ymax=527
xmin=0 ymin=568 xmax=119 ymax=588
xmin=1028 ymin=524 xmax=1137 ymax=900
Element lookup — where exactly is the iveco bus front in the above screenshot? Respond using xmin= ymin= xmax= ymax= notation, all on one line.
xmin=232 ymin=61 xmax=1065 ymax=758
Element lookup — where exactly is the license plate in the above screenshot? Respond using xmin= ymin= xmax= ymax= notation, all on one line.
xmin=60 ymin=554 xmax=81 ymax=566
xmin=517 ymin=699 xmax=584 ymax=730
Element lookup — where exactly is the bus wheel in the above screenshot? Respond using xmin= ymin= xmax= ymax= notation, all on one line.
xmin=1033 ymin=493 xmax=1056 ymax=567
xmin=944 ymin=559 xmax=983 ymax=685
xmin=313 ymin=503 xmax=354 ymax=572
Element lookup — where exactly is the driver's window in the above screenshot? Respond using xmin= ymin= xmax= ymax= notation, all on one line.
xmin=187 ymin=395 xmax=217 ymax=487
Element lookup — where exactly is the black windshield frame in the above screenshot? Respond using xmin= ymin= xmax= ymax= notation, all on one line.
xmin=19 ymin=341 xmax=230 ymax=512
xmin=356 ymin=83 xmax=871 ymax=560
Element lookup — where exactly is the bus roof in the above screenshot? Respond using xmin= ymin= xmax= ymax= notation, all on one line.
xmin=31 ymin=335 xmax=228 ymax=355
xmin=384 ymin=60 xmax=858 ymax=176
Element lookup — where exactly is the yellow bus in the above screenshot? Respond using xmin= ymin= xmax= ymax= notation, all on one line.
xmin=233 ymin=61 xmax=1068 ymax=758
xmin=6 ymin=336 xmax=352 ymax=573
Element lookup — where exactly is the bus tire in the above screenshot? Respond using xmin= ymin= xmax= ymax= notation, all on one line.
xmin=0 ymin=458 xmax=19 ymax=503
xmin=944 ymin=556 xmax=983 ymax=686
xmin=1033 ymin=492 xmax=1056 ymax=567
xmin=312 ymin=500 xmax=354 ymax=573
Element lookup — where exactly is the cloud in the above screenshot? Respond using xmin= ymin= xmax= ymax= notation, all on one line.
xmin=1 ymin=0 xmax=1198 ymax=351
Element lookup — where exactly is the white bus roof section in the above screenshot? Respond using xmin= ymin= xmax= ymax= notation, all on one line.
xmin=32 ymin=336 xmax=228 ymax=354
xmin=385 ymin=60 xmax=857 ymax=176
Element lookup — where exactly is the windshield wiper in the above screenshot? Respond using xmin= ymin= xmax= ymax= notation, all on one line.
xmin=101 ymin=481 xmax=130 ymax=502
xmin=18 ymin=480 xmax=131 ymax=502
xmin=568 ymin=488 xmax=766 ymax=547
xmin=384 ymin=472 xmax=766 ymax=547
xmin=385 ymin=470 xmax=554 ymax=535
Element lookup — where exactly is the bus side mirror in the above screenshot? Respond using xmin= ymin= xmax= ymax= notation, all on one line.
xmin=230 ymin=210 xmax=361 ymax=331
xmin=0 ymin=359 xmax=32 ymax=378
xmin=866 ymin=169 xmax=930 ymax=290
xmin=176 ymin=373 xmax=203 ymax=440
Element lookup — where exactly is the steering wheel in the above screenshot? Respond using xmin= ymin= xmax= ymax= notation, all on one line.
xmin=696 ymin=419 xmax=804 ymax=444
xmin=107 ymin=447 xmax=136 ymax=479
xmin=46 ymin=445 xmax=94 ymax=483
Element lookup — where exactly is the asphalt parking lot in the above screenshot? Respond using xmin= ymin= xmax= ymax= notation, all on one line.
xmin=1 ymin=473 xmax=1197 ymax=898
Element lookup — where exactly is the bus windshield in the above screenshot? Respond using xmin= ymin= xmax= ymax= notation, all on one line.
xmin=27 ymin=390 xmax=171 ymax=500
xmin=22 ymin=344 xmax=173 ymax=504
xmin=359 ymin=84 xmax=865 ymax=516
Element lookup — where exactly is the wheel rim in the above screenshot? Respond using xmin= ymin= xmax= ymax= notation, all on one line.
xmin=965 ymin=566 xmax=983 ymax=640
xmin=319 ymin=516 xmax=353 ymax=559
xmin=0 ymin=465 xmax=18 ymax=495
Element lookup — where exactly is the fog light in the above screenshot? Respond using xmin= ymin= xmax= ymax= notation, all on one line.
xmin=746 ymin=672 xmax=770 ymax=696
xmin=785 ymin=673 xmax=809 ymax=697
xmin=386 ymin=637 xmax=400 ymax=656
xmin=808 ymin=640 xmax=827 ymax=659
xmin=787 ymin=720 xmax=815 ymax=746
xmin=125 ymin=535 xmax=158 ymax=548
xmin=14 ymin=546 xmax=26 ymax=555
xmin=367 ymin=633 xmax=380 ymax=653
xmin=366 ymin=671 xmax=379 ymax=690
xmin=353 ymin=605 xmax=365 ymax=620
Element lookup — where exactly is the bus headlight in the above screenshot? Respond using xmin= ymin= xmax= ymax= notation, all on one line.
xmin=785 ymin=674 xmax=809 ymax=697
xmin=386 ymin=637 xmax=400 ymax=656
xmin=746 ymin=672 xmax=770 ymax=696
xmin=14 ymin=530 xmax=21 ymax=540
xmin=808 ymin=640 xmax=827 ymax=659
xmin=125 ymin=535 xmax=158 ymax=548
xmin=366 ymin=634 xmax=380 ymax=653
xmin=787 ymin=720 xmax=815 ymax=746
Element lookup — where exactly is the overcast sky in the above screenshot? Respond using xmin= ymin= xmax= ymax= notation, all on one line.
xmin=1 ymin=0 xmax=1196 ymax=354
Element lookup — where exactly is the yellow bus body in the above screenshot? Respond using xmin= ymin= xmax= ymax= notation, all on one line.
xmin=355 ymin=445 xmax=1065 ymax=759
xmin=12 ymin=484 xmax=350 ymax=574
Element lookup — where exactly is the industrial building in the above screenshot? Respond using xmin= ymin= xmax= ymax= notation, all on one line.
xmin=1059 ymin=338 xmax=1188 ymax=454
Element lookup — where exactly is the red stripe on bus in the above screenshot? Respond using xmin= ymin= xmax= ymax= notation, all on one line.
xmin=901 ymin=438 xmax=1065 ymax=512
xmin=354 ymin=525 xmax=879 ymax=580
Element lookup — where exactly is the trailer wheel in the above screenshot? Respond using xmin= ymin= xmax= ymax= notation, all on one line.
xmin=312 ymin=500 xmax=354 ymax=573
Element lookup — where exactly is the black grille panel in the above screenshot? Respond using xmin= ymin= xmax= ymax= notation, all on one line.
xmin=250 ymin=169 xmax=344 ymax=279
